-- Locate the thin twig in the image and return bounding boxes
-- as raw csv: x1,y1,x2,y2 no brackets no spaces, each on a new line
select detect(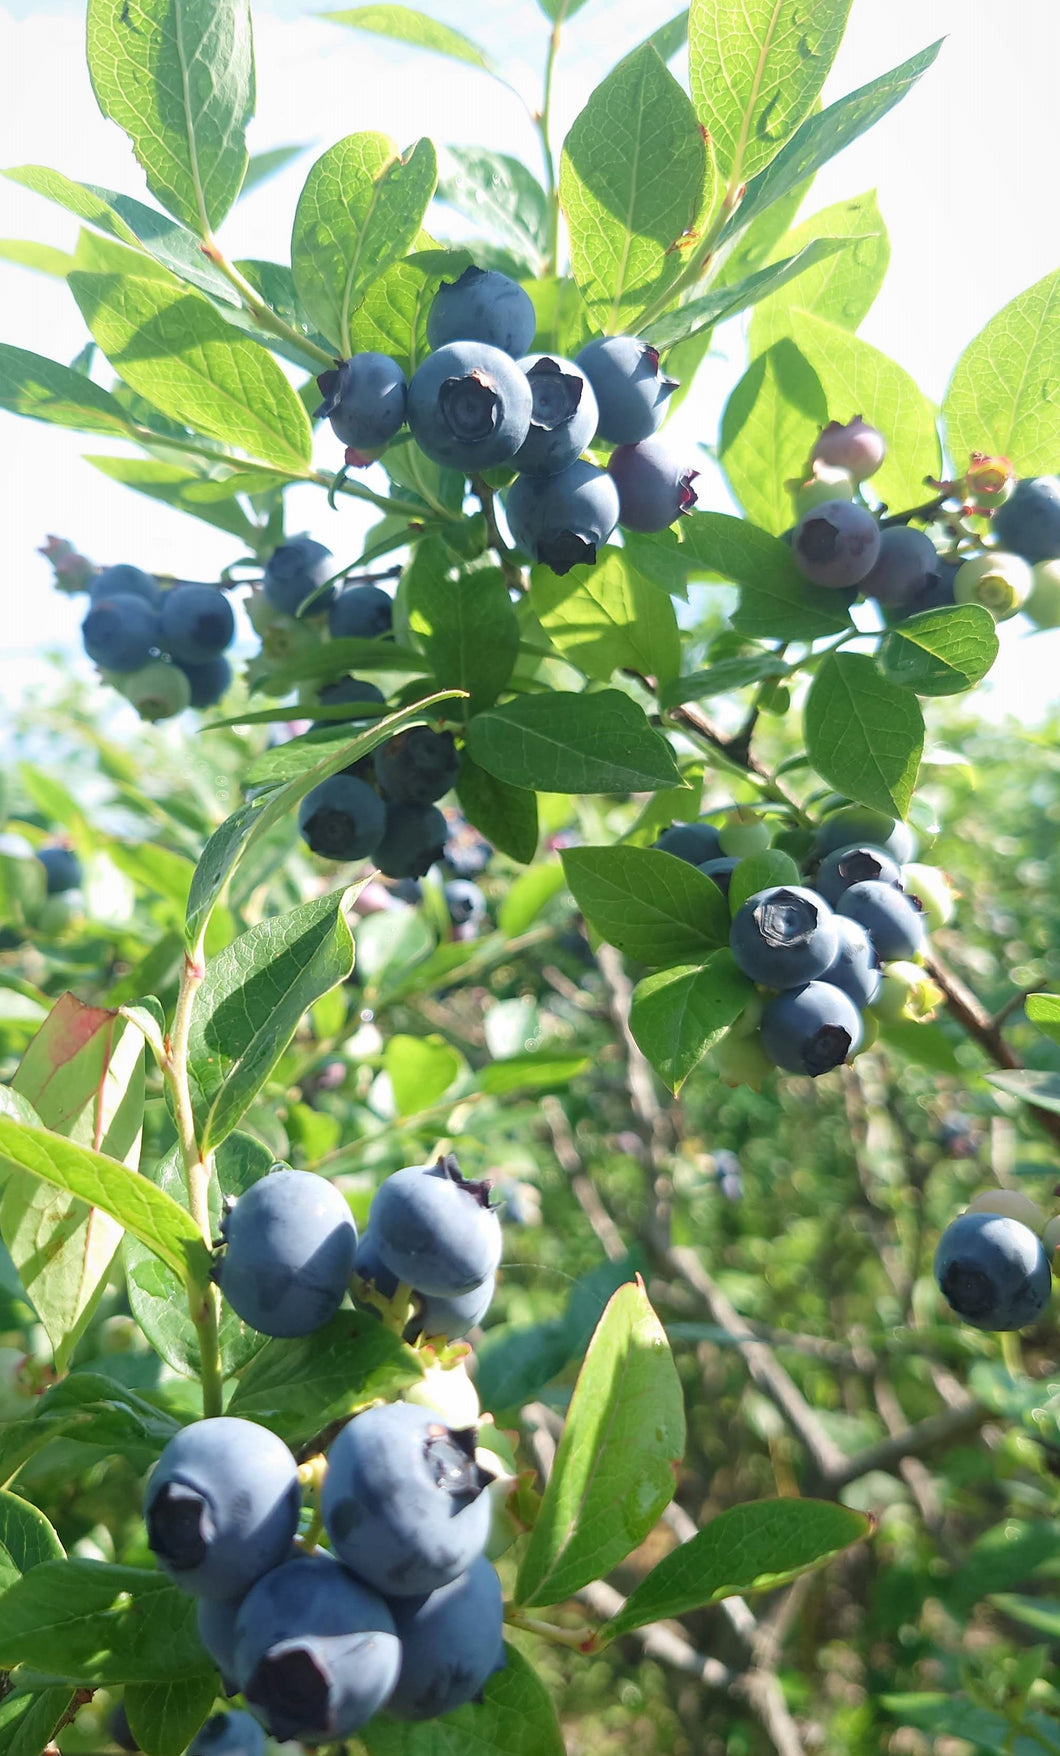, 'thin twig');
542,1095,627,1262
823,1397,988,1493
923,949,1060,1149
596,942,673,1249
